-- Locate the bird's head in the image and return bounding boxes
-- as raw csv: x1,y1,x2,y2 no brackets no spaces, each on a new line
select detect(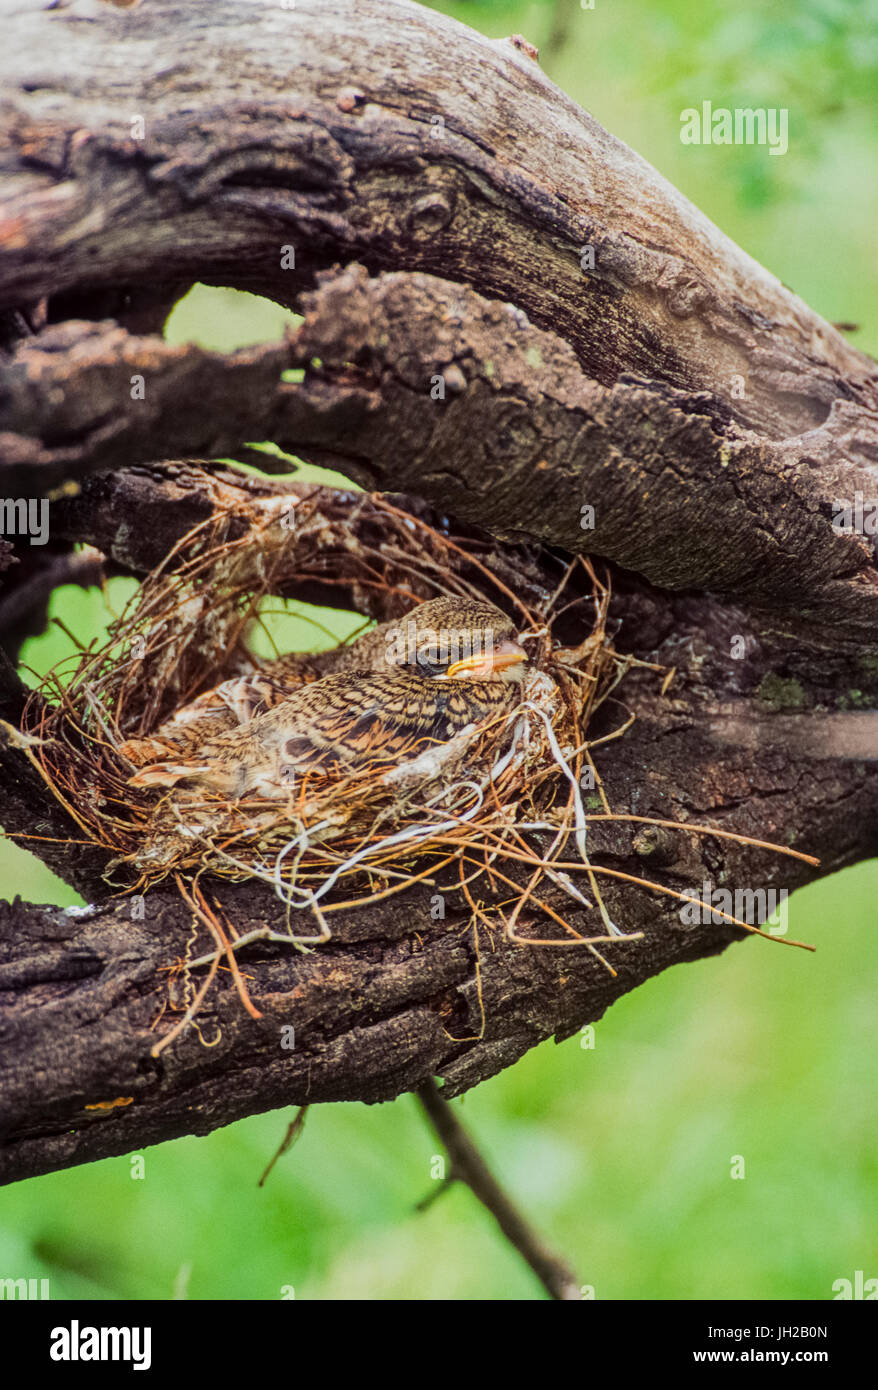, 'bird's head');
383,597,528,685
